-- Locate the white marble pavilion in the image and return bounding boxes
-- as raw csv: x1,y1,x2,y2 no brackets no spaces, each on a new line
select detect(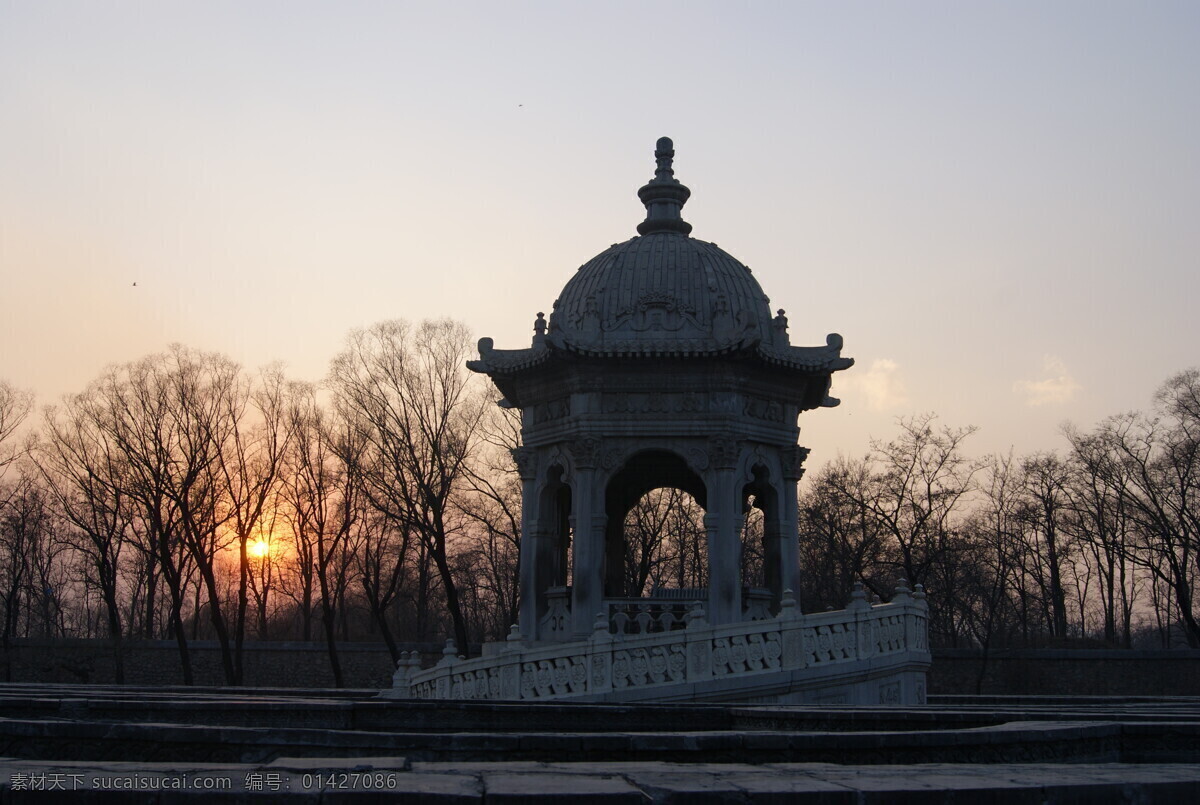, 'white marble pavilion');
392,138,930,704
